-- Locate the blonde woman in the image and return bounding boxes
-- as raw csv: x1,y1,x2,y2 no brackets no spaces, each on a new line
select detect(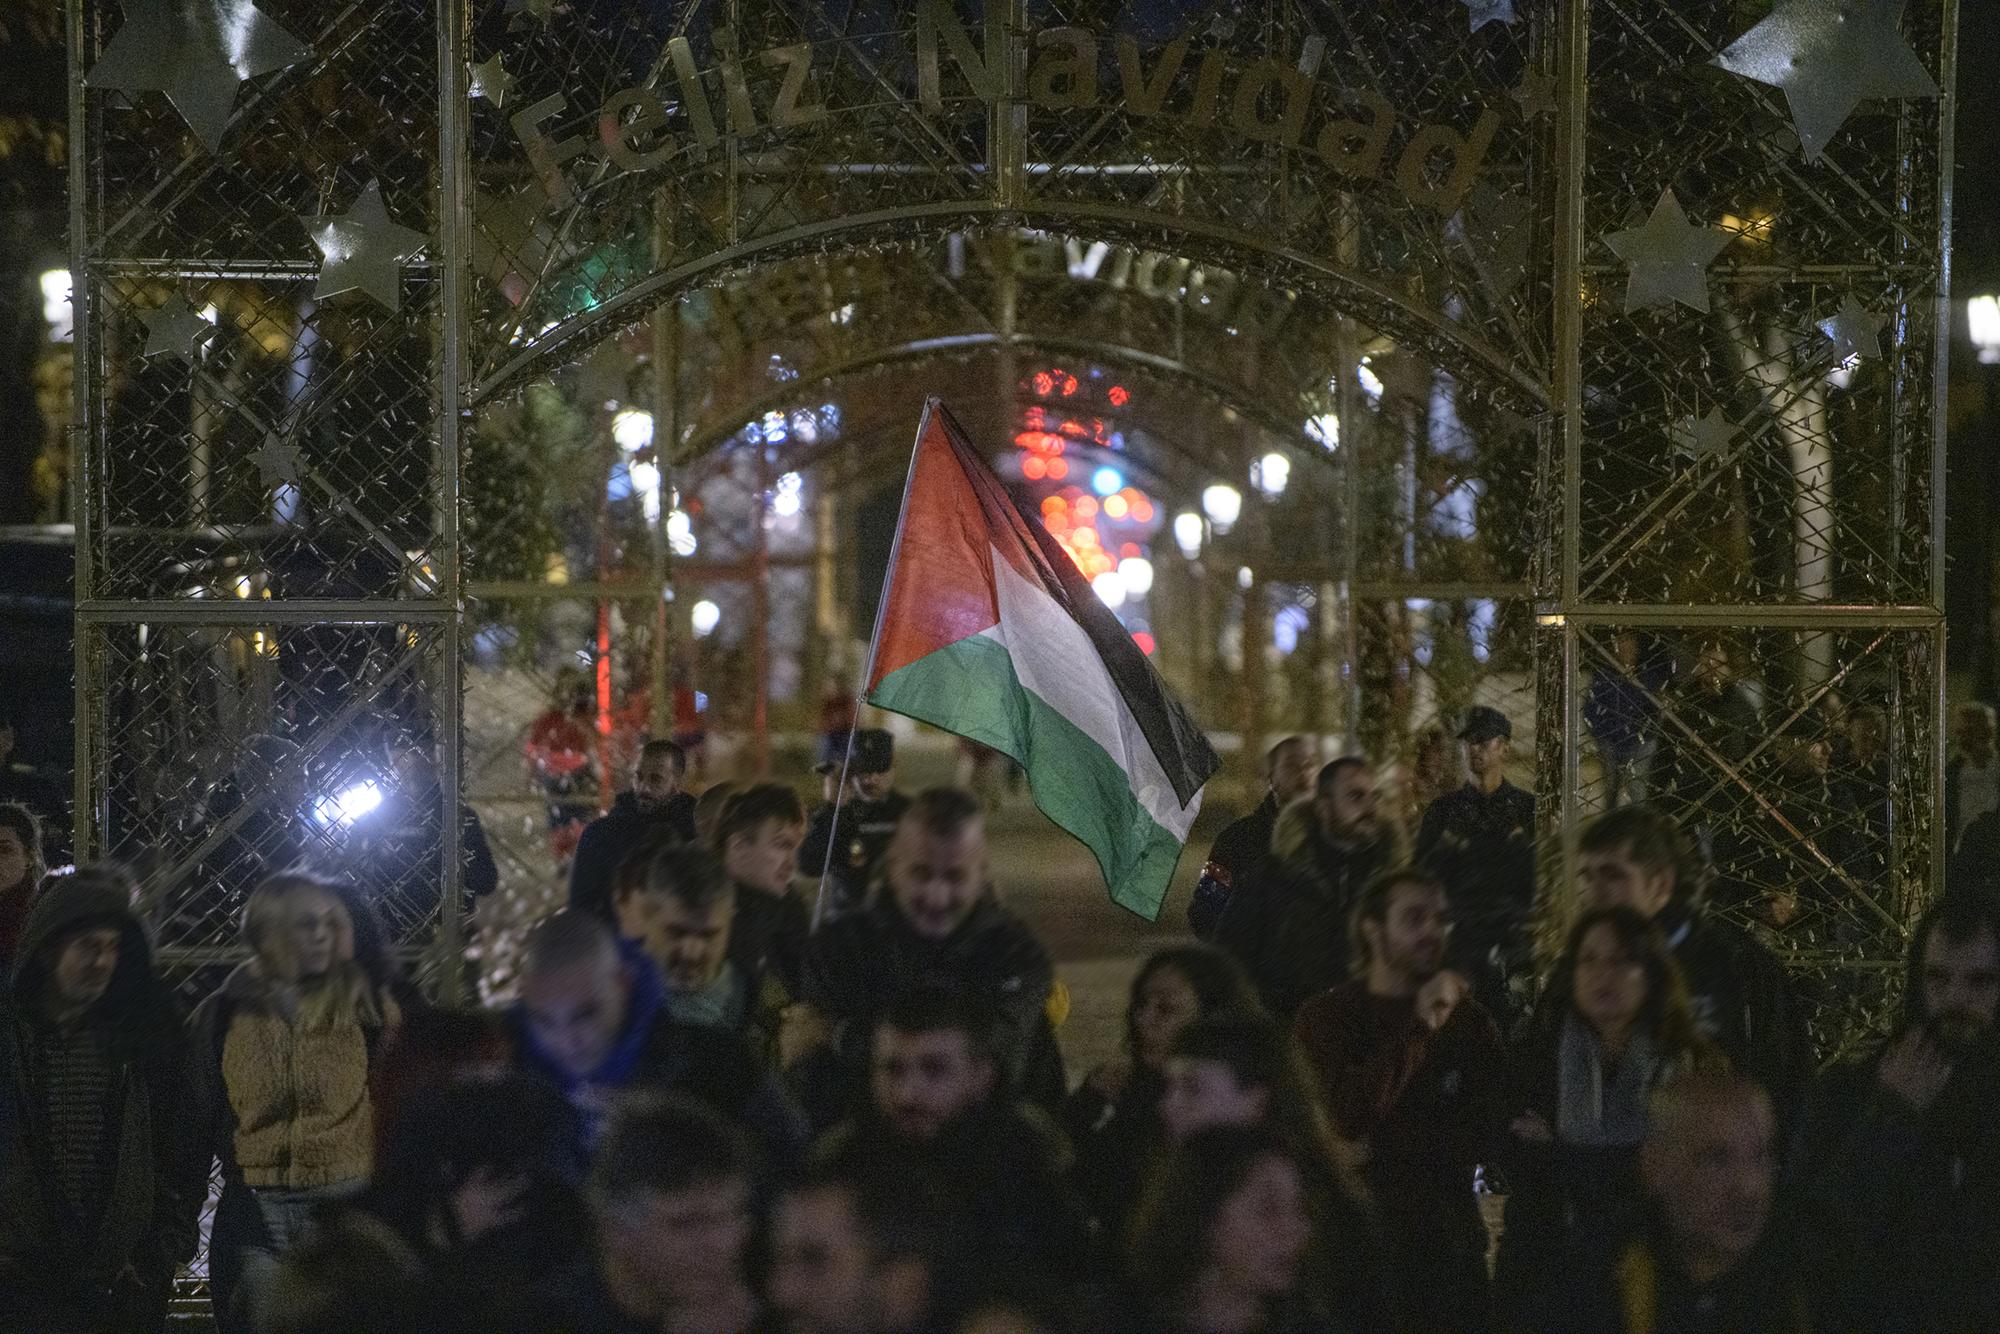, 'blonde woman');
191,872,401,1334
